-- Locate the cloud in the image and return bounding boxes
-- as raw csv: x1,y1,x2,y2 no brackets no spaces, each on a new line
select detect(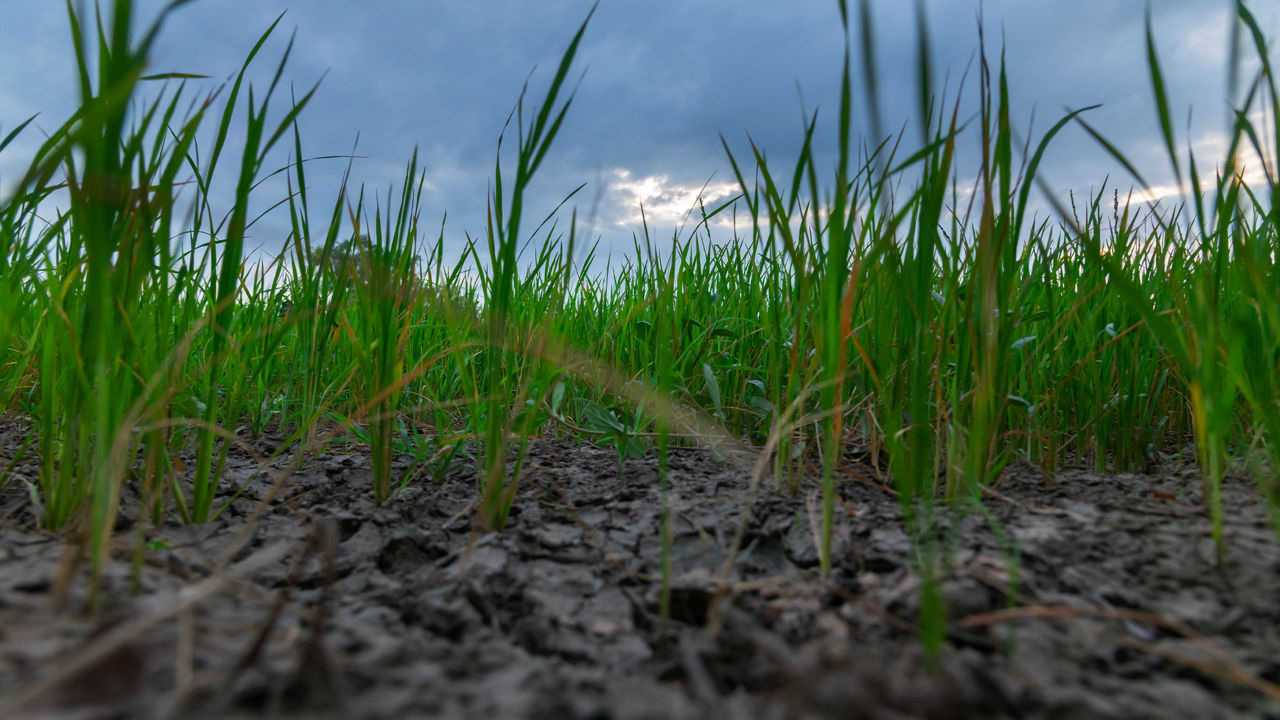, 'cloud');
604,168,739,233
